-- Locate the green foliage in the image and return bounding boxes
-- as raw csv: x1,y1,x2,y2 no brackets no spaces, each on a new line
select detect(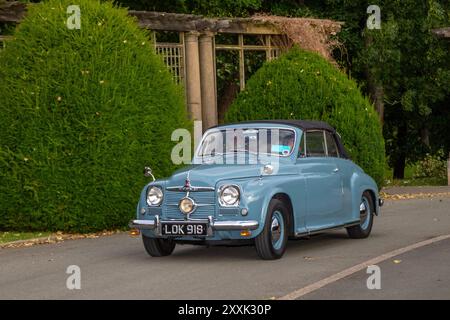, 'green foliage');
413,150,447,180
225,47,385,187
0,0,190,232
116,0,262,16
